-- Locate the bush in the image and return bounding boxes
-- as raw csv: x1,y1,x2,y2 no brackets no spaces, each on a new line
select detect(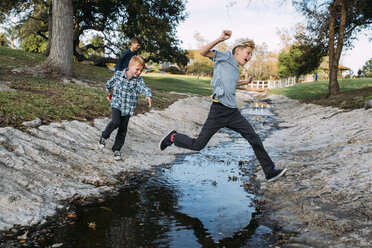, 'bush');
21,33,47,53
